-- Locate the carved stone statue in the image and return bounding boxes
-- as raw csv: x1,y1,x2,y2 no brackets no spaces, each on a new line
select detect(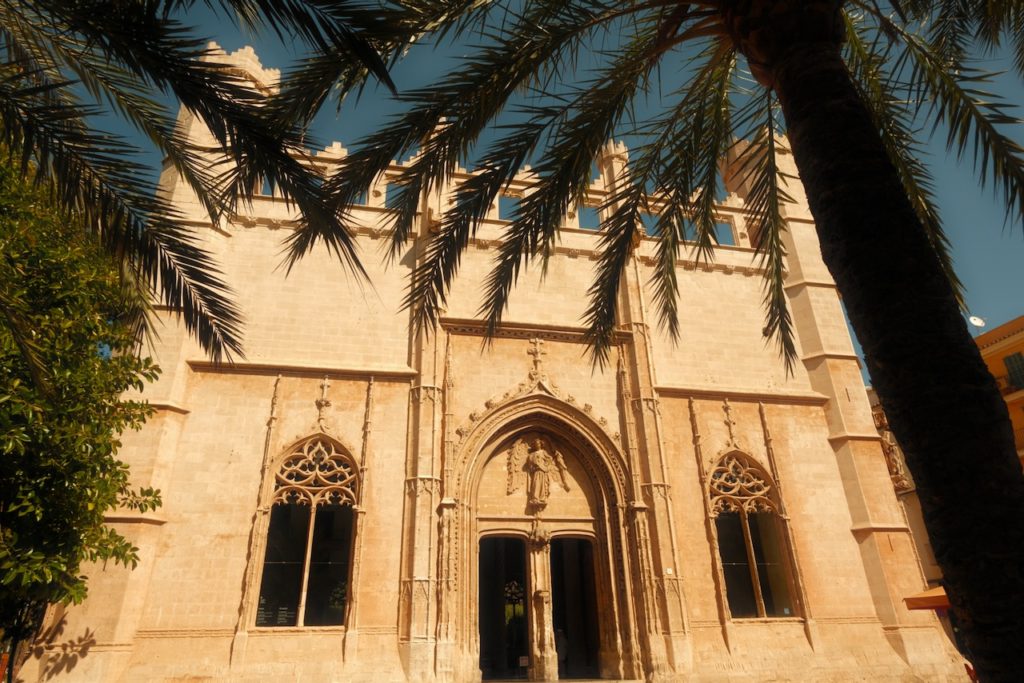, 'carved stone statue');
505,435,571,512
527,438,555,508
